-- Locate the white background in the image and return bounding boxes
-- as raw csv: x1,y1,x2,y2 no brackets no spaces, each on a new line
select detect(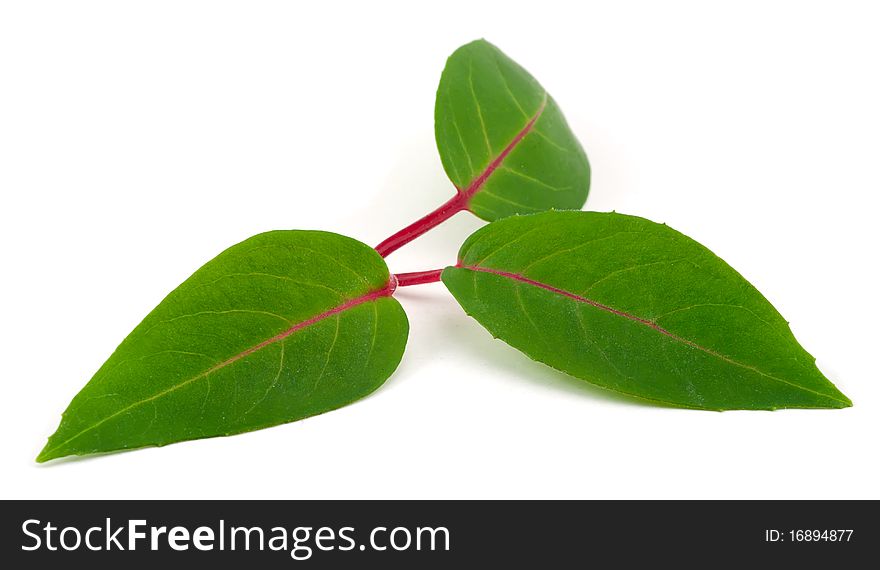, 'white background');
2,1,878,499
